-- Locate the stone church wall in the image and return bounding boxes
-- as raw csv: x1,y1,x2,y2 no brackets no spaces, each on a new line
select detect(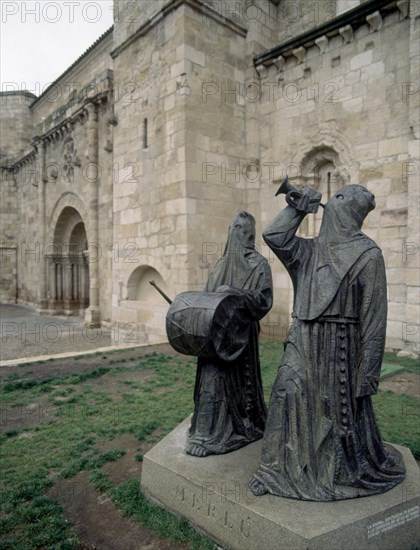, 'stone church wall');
11,156,39,305
0,32,114,320
0,0,418,354
181,2,248,291
256,3,419,353
0,170,18,303
110,0,279,342
111,2,190,341
0,91,35,161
